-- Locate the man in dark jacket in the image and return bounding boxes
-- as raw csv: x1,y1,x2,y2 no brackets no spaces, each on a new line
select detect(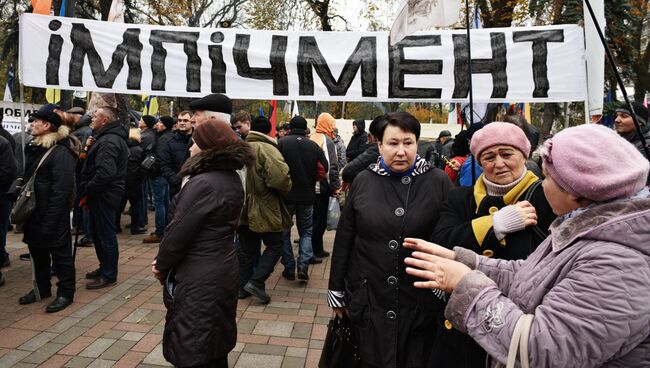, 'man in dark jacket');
239,117,292,302
139,115,158,151
436,130,454,168
80,107,129,289
341,116,385,185
345,119,368,162
143,116,174,243
0,134,16,271
18,108,77,312
614,101,650,184
158,111,192,198
277,116,328,280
